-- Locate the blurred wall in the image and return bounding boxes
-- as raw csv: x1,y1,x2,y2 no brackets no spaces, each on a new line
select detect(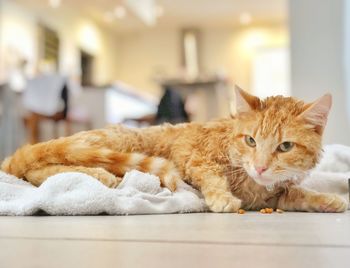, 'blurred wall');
289,0,350,145
0,0,39,82
116,25,288,95
0,0,119,86
117,28,181,97
201,25,288,91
